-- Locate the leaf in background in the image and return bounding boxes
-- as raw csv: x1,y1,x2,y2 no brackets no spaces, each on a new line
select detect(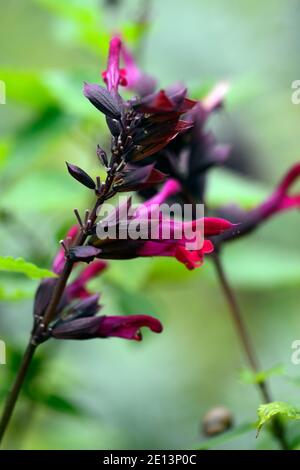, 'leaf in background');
103,258,153,291
0,70,54,109
197,422,255,450
0,286,34,301
0,138,12,171
1,171,84,213
122,21,149,45
112,284,158,318
30,391,83,417
146,257,197,284
207,168,269,209
219,240,300,289
34,0,109,55
41,72,104,118
239,365,284,385
1,108,76,187
0,256,56,280
257,402,300,436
